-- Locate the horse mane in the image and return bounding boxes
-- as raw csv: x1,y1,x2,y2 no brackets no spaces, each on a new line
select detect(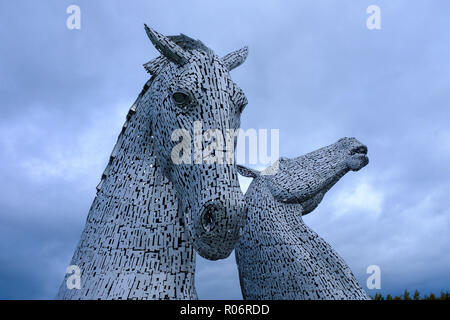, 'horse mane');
95,77,154,191
168,34,211,54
